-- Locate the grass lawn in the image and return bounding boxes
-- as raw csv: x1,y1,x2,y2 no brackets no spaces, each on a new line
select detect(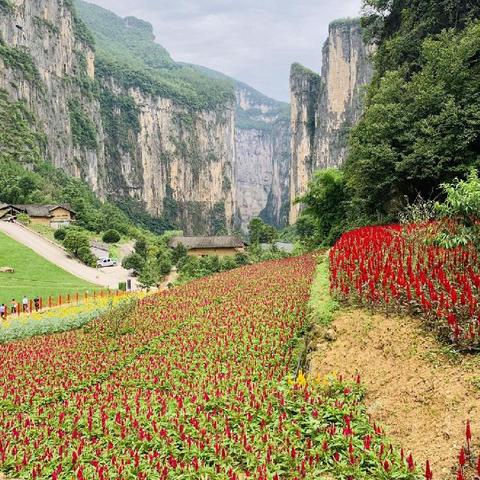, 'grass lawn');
0,231,101,304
